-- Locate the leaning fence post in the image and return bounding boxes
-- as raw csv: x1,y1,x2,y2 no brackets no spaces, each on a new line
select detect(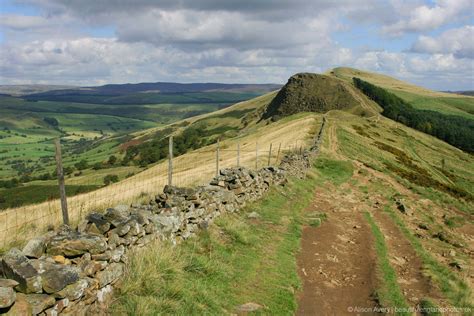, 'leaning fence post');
216,138,220,176
54,138,69,225
255,141,259,170
237,142,240,167
267,143,272,166
168,136,173,186
276,143,281,163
